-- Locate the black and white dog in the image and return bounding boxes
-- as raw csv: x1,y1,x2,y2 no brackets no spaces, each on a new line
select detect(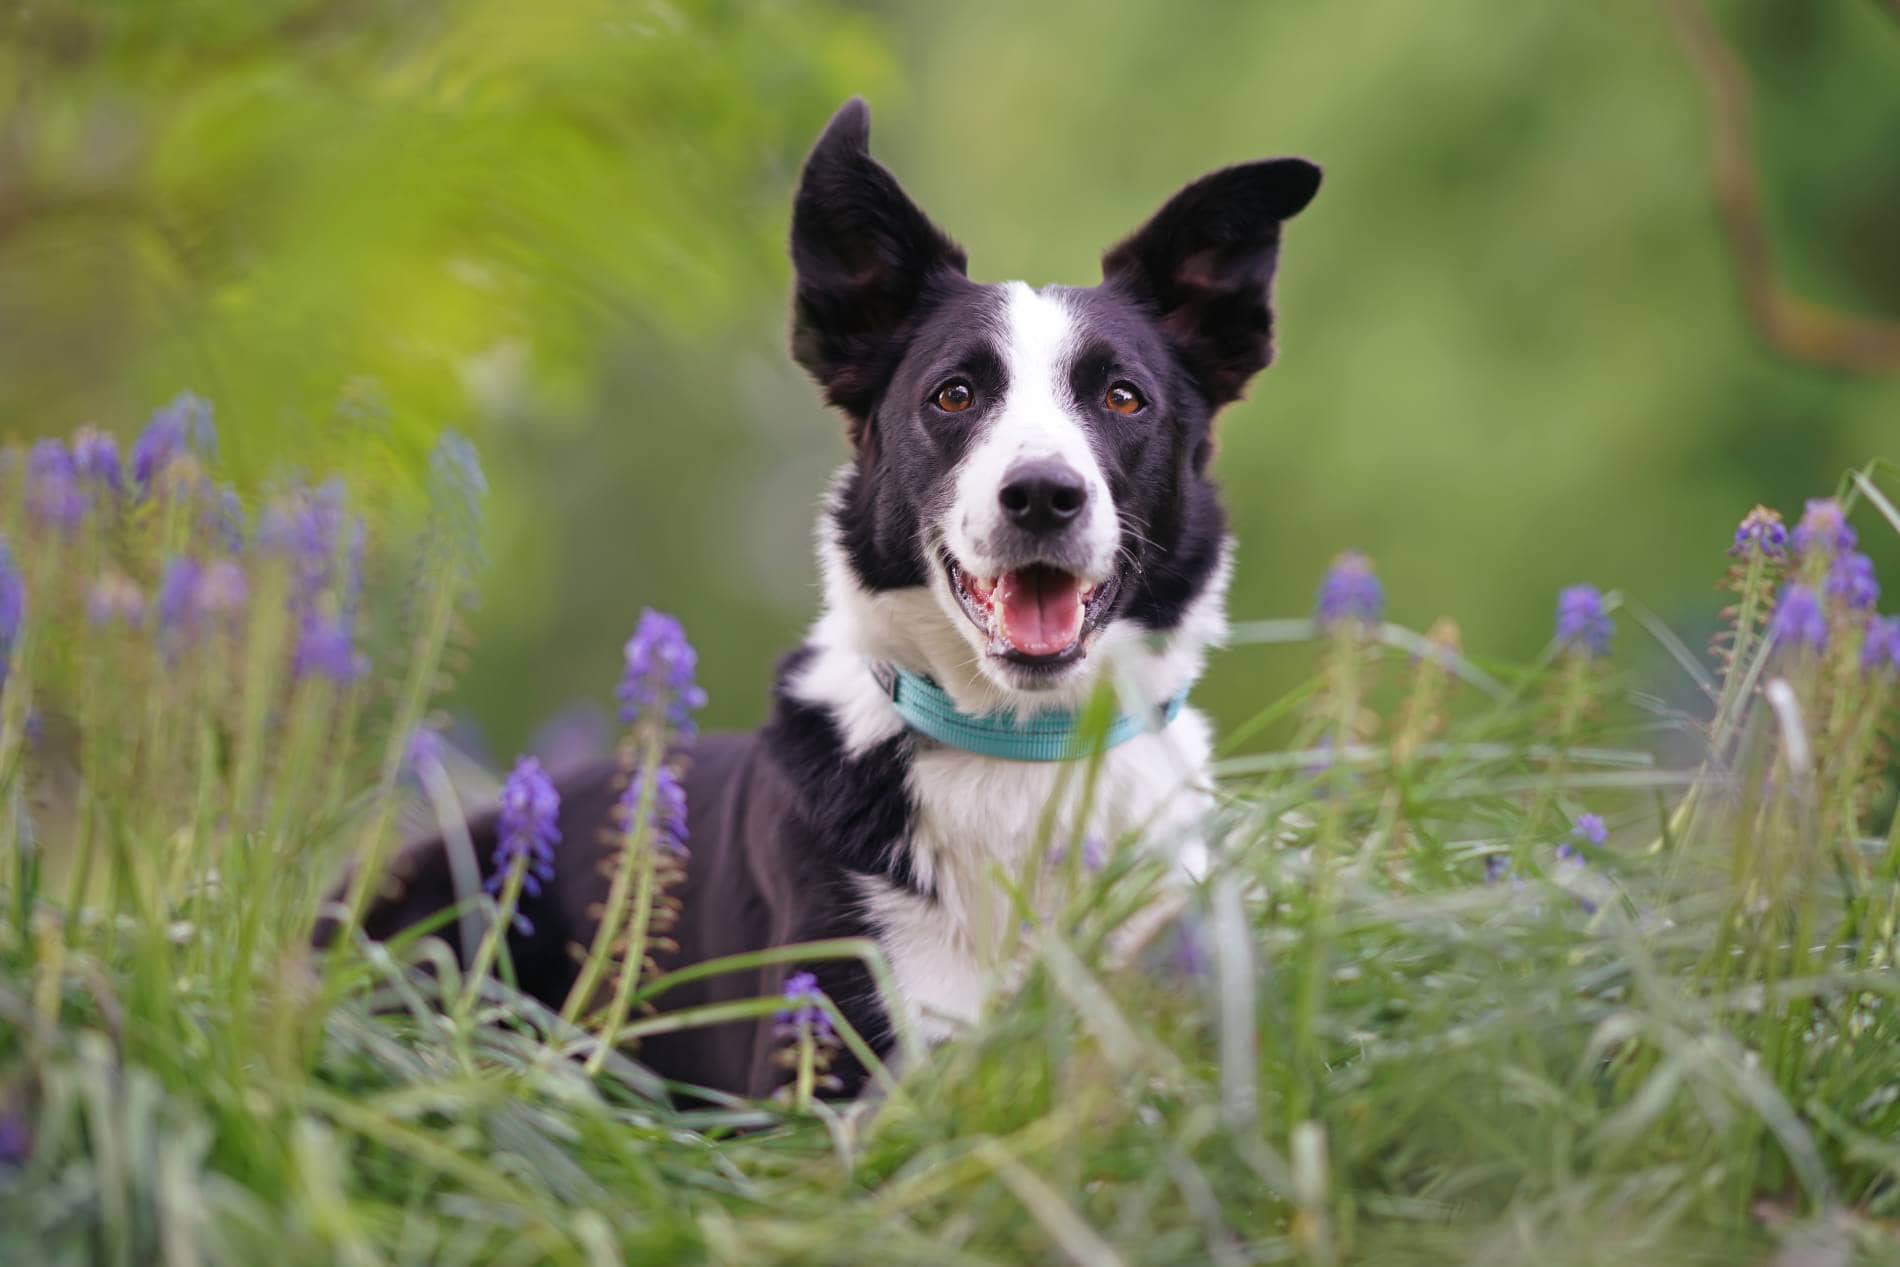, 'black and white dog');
345,100,1319,1099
